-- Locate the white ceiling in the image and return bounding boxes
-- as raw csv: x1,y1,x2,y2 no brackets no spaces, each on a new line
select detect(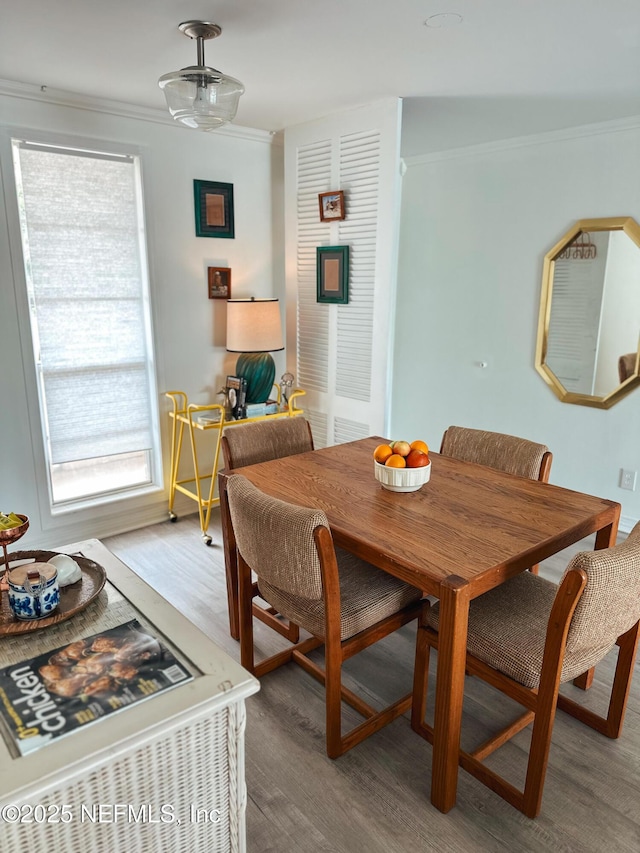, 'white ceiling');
2,1,640,154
